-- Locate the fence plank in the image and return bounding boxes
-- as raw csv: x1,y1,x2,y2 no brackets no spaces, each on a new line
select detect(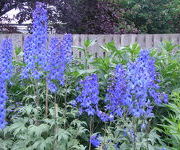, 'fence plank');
112,34,121,49
137,34,146,49
72,34,80,58
121,34,132,47
130,34,137,45
88,34,98,57
153,34,162,49
145,34,153,49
